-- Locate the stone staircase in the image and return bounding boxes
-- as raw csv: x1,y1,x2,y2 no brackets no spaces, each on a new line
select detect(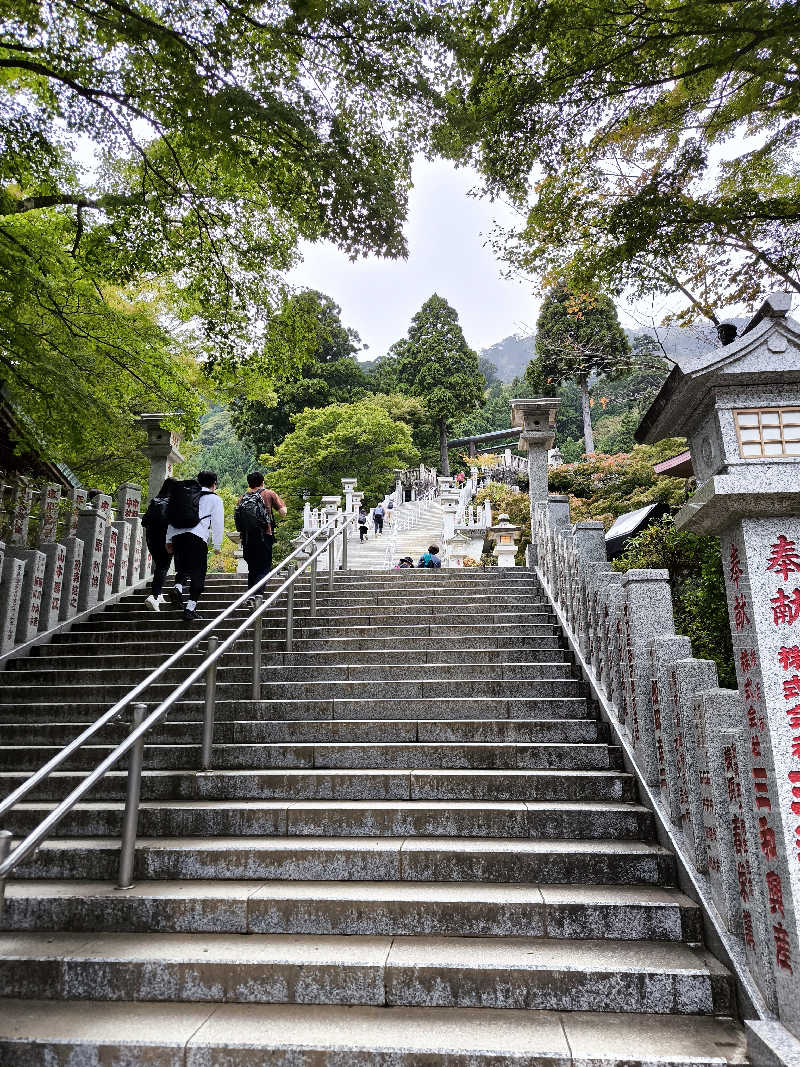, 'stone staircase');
0,569,748,1063
347,498,444,570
